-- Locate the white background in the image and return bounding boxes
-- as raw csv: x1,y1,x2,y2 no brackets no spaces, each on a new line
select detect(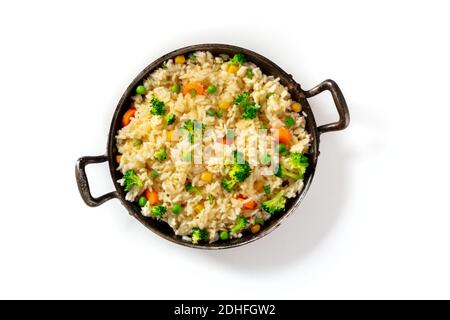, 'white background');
0,0,449,300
